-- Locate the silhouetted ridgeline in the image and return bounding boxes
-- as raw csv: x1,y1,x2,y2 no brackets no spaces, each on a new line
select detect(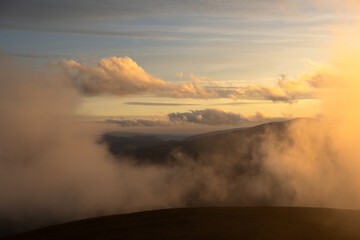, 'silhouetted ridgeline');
4,207,360,240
